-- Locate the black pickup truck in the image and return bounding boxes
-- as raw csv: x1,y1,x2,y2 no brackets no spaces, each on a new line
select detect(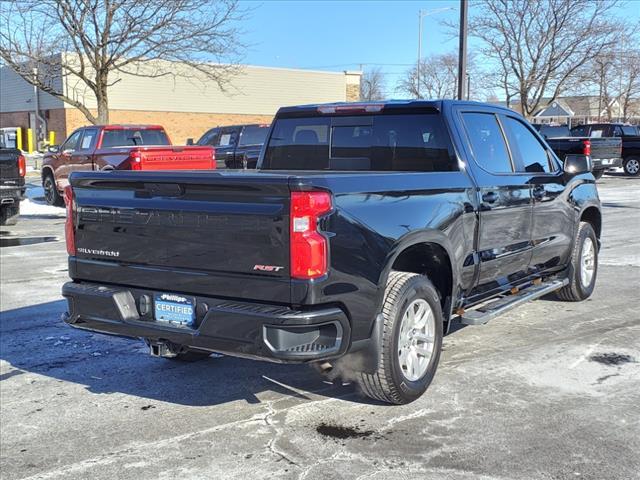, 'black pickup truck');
61,100,601,404
570,123,640,176
192,124,270,169
532,124,622,178
0,148,26,225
